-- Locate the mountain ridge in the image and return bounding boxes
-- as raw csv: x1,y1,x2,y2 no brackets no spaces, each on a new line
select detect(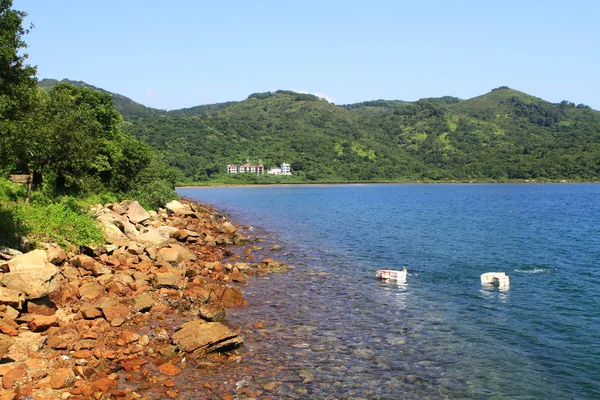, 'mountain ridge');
38,79,600,183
